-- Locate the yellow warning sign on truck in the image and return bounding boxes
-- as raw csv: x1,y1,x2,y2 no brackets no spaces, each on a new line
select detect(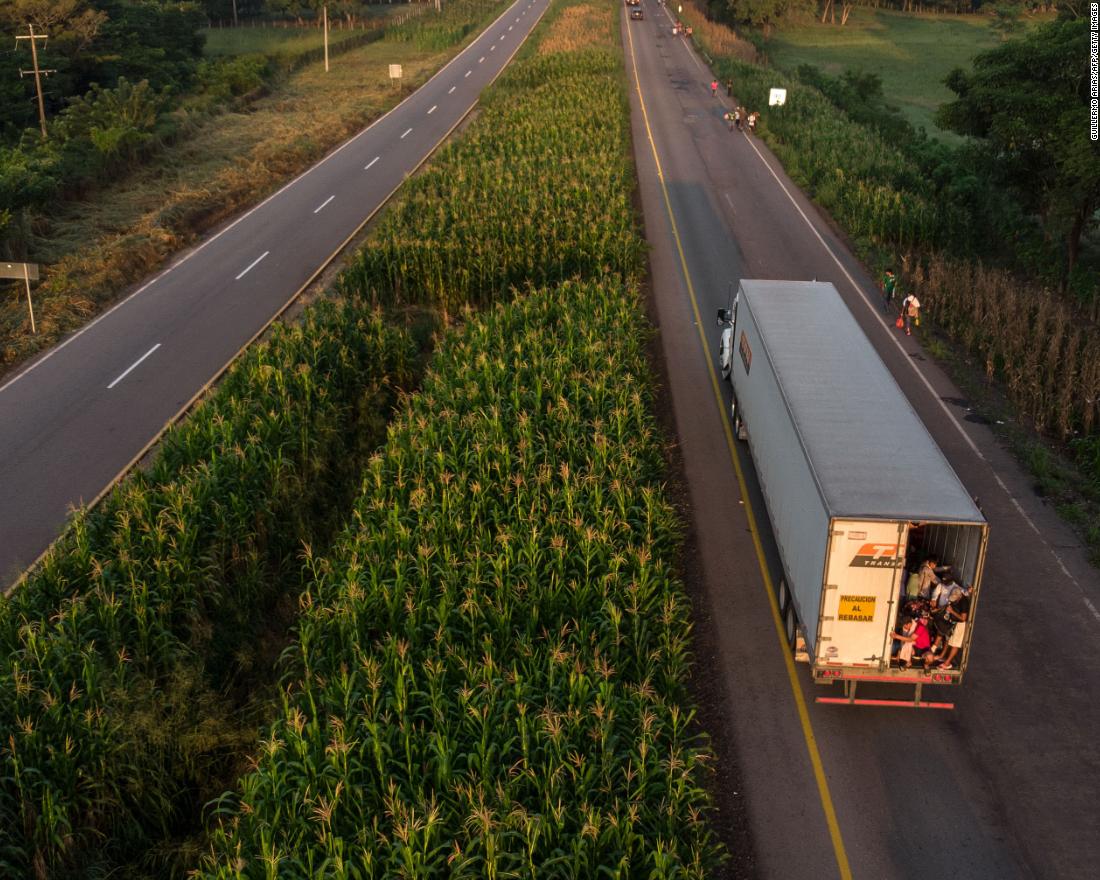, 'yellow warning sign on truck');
838,595,876,622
